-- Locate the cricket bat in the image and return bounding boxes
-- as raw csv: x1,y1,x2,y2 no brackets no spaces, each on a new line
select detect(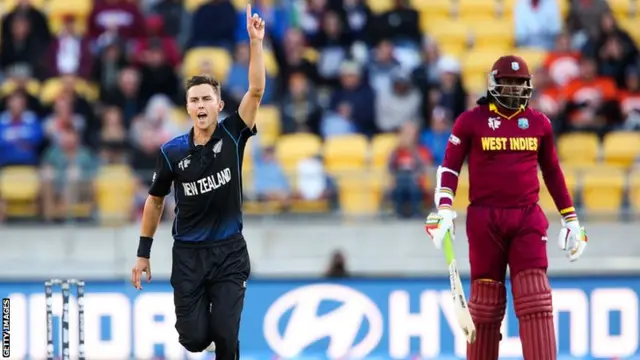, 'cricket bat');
442,230,477,344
